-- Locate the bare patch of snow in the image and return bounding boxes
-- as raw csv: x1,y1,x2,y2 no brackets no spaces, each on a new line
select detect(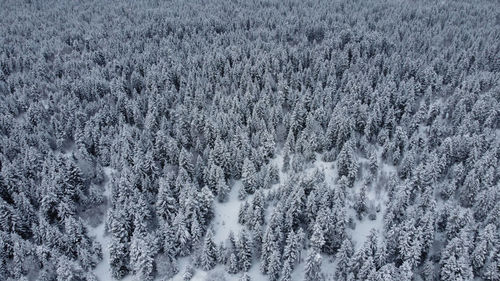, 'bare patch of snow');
212,180,245,244
87,167,117,281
